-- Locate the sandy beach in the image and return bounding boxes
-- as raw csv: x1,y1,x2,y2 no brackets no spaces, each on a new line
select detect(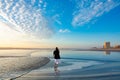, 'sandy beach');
0,0,120,79
0,50,120,80
0,56,50,80
15,58,120,80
